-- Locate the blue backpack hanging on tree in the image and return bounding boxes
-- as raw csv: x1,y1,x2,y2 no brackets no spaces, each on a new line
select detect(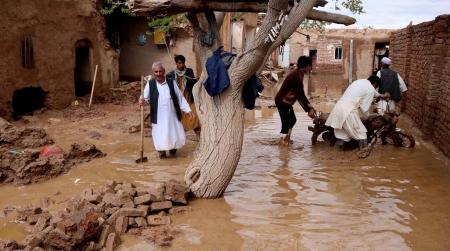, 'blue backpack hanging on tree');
204,47,236,96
